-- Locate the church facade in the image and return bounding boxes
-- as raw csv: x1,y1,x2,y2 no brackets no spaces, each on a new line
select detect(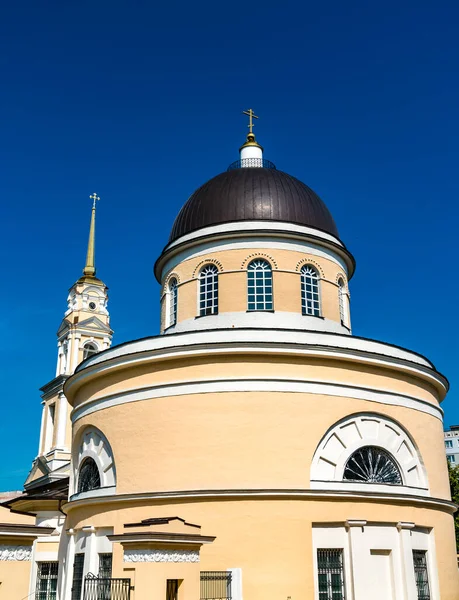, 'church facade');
1,119,458,600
